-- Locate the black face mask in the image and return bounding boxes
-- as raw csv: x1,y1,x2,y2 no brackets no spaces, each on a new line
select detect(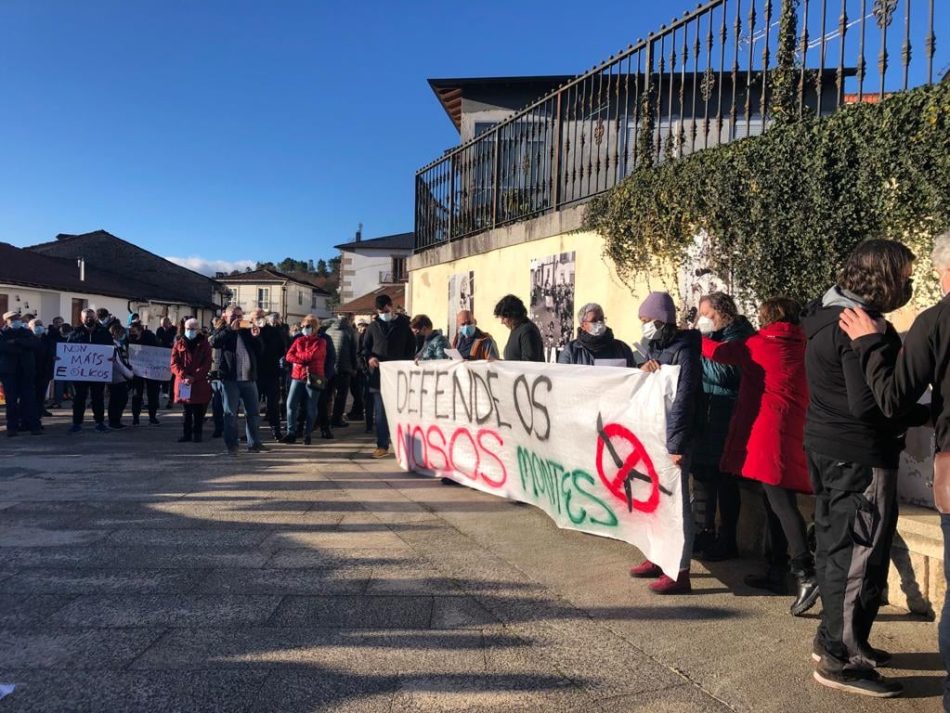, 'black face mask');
84,319,96,328
891,278,914,312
